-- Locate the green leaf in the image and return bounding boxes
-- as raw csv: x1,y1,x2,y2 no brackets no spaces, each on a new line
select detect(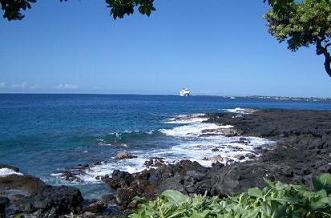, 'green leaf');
313,173,331,193
161,190,189,206
247,187,263,198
